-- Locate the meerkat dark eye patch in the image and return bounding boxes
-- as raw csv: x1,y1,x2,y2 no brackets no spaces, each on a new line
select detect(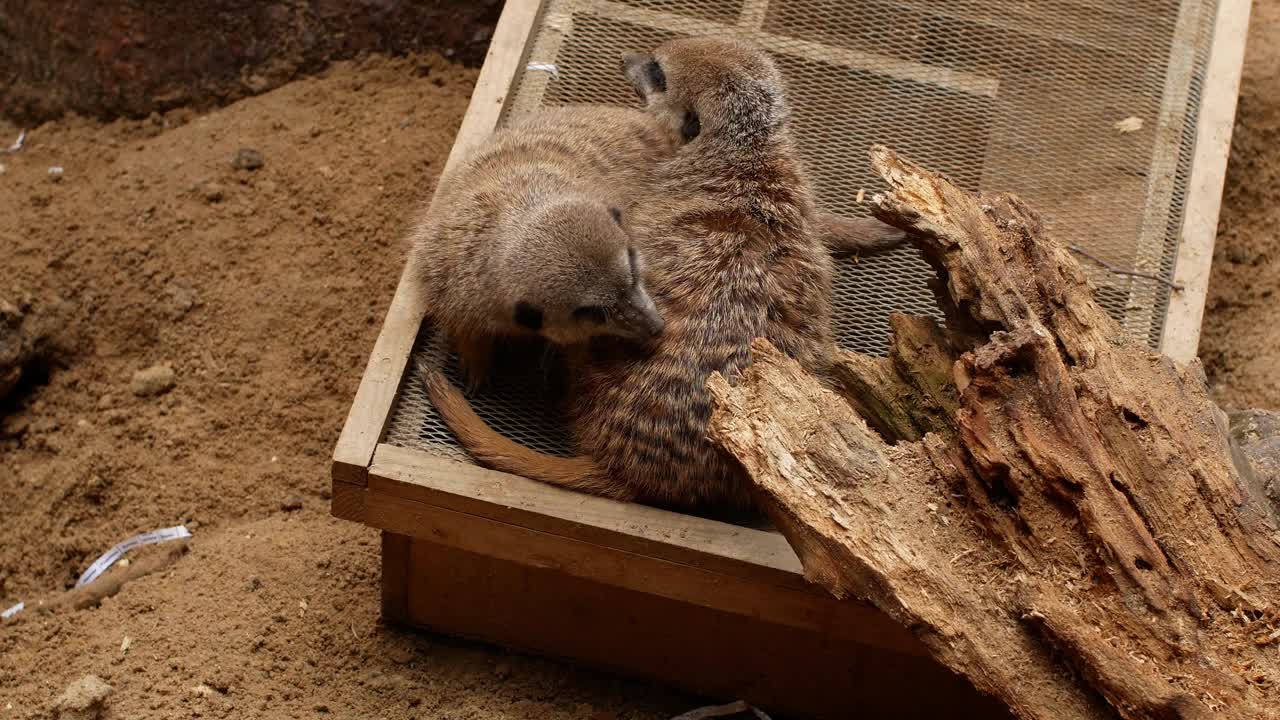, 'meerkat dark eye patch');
681,111,701,143
573,305,609,324
645,60,666,92
610,207,623,225
627,246,639,285
514,301,544,331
